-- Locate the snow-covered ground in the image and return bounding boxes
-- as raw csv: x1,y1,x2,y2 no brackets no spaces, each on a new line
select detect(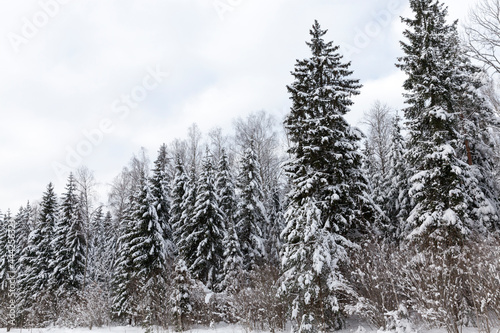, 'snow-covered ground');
0,324,243,333
1,322,499,333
